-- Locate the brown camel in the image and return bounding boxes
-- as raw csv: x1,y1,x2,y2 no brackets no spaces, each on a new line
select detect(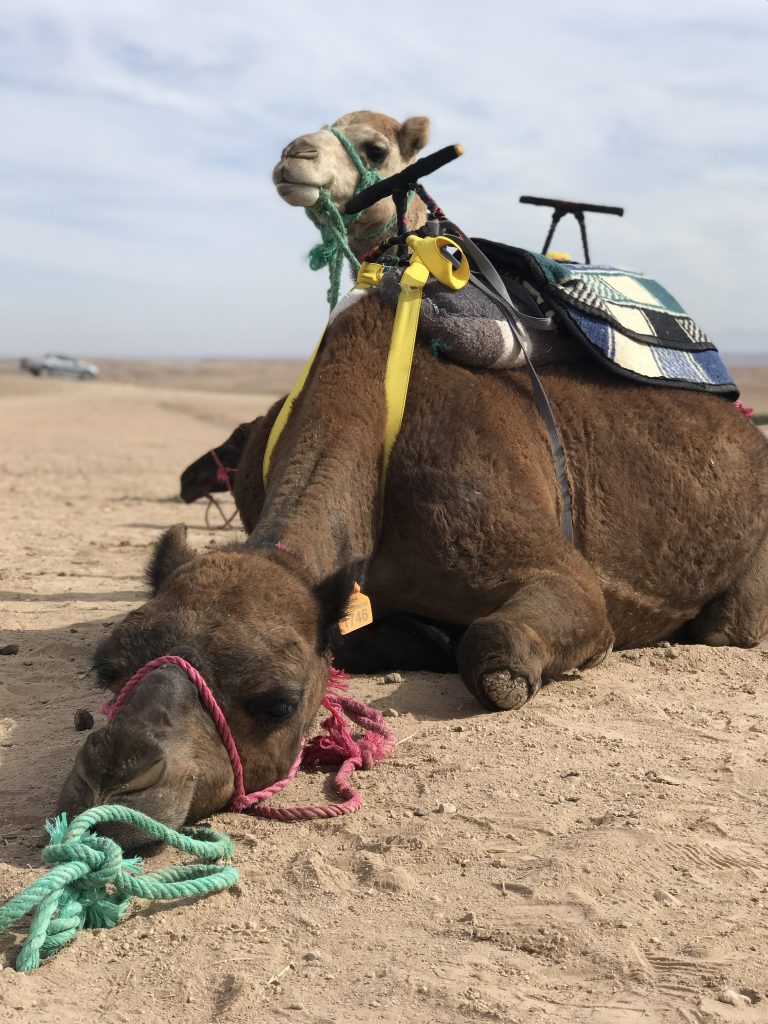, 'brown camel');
59,290,768,841
273,111,431,259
